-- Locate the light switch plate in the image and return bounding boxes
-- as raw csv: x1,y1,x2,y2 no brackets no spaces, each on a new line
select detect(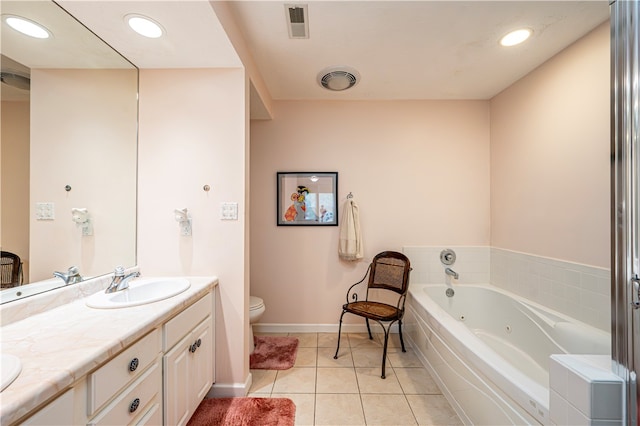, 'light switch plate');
36,202,55,220
220,202,238,220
